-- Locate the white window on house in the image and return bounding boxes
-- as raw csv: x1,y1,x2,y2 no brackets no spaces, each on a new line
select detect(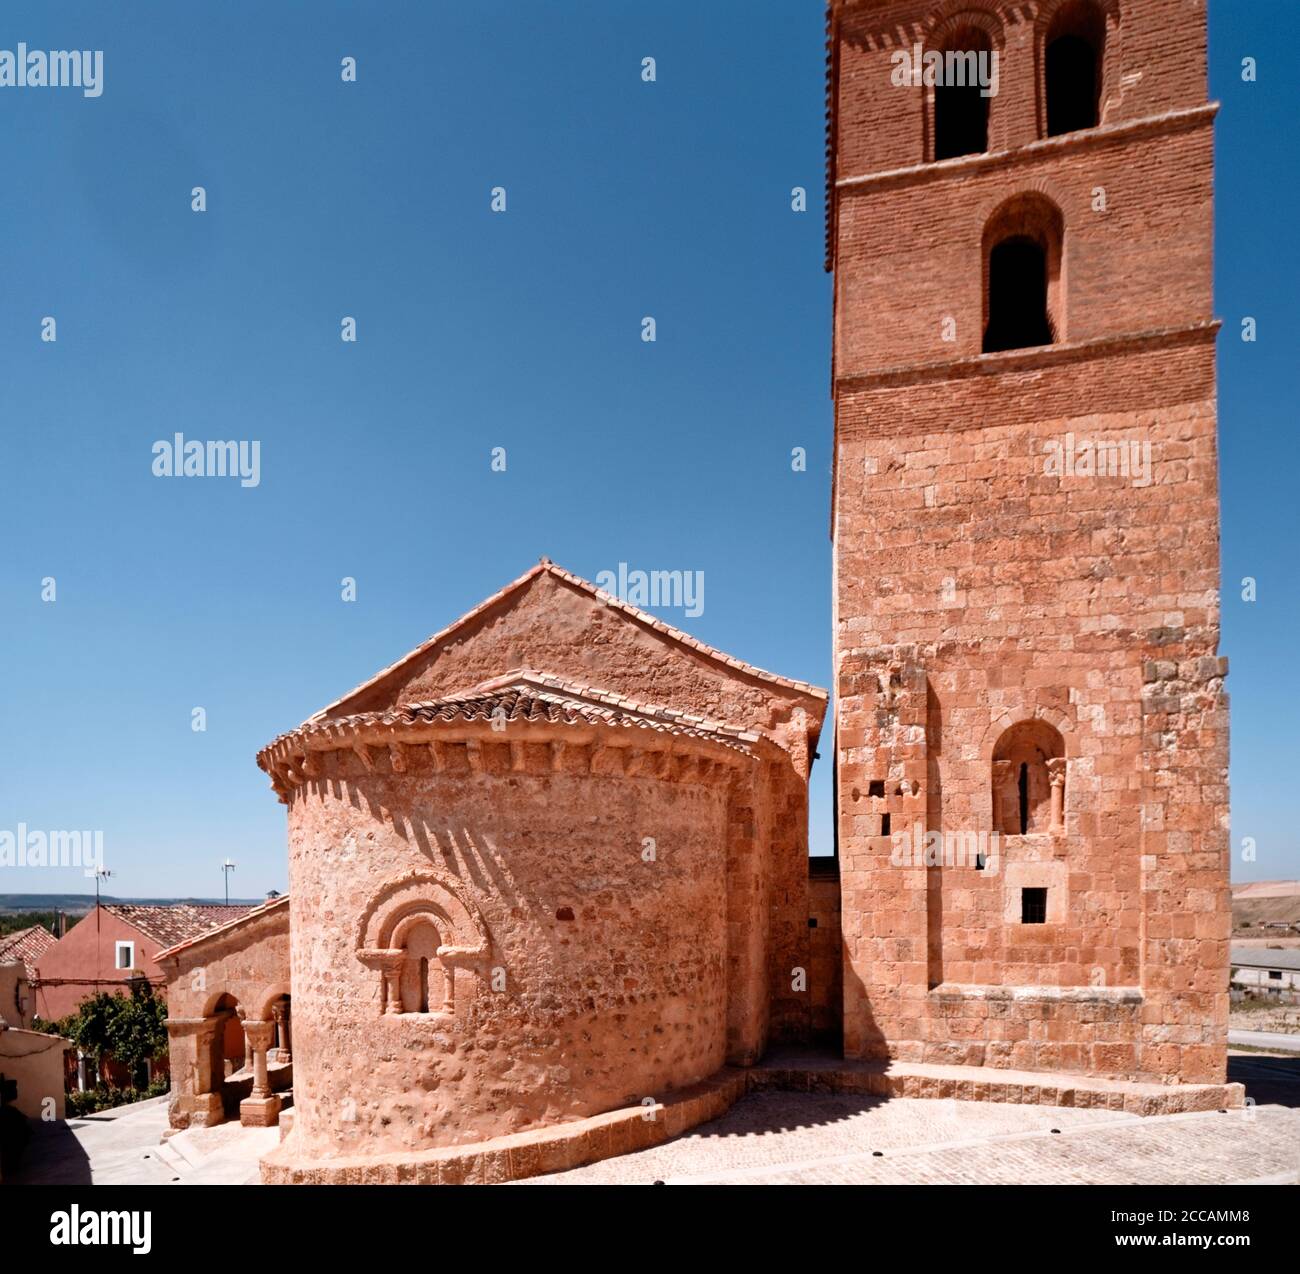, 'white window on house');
115,940,135,970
